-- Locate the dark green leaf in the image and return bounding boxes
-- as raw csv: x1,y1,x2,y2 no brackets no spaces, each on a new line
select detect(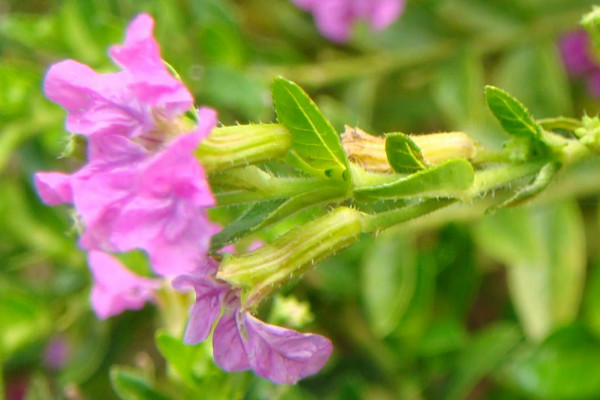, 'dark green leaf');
272,77,350,181
355,159,474,201
446,323,522,400
211,184,347,251
385,132,427,173
110,366,172,400
497,325,600,399
211,198,287,251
